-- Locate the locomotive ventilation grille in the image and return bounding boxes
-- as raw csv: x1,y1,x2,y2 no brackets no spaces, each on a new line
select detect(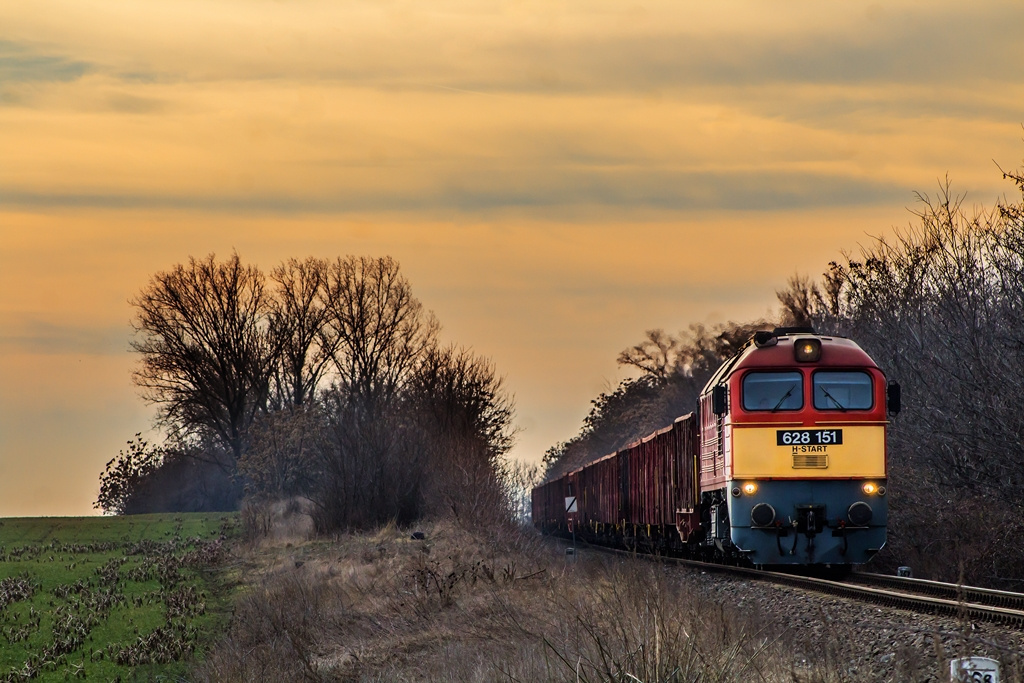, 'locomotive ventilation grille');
792,453,828,468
